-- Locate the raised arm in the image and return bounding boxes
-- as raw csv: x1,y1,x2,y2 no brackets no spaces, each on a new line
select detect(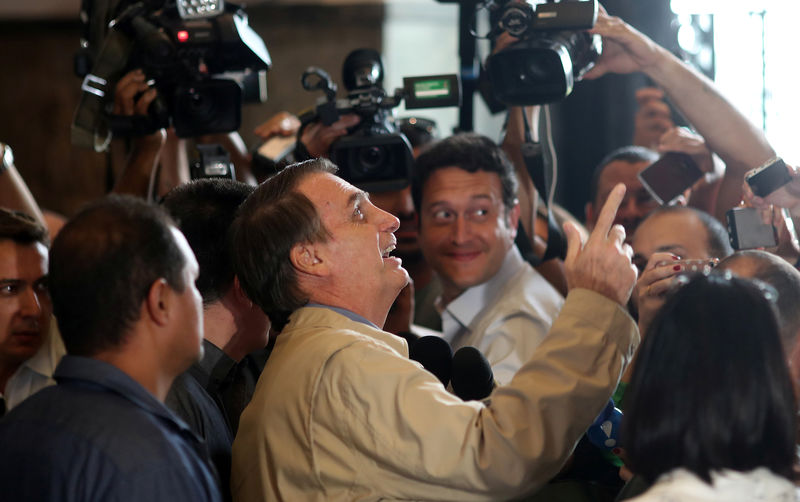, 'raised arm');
585,10,774,208
0,142,46,228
